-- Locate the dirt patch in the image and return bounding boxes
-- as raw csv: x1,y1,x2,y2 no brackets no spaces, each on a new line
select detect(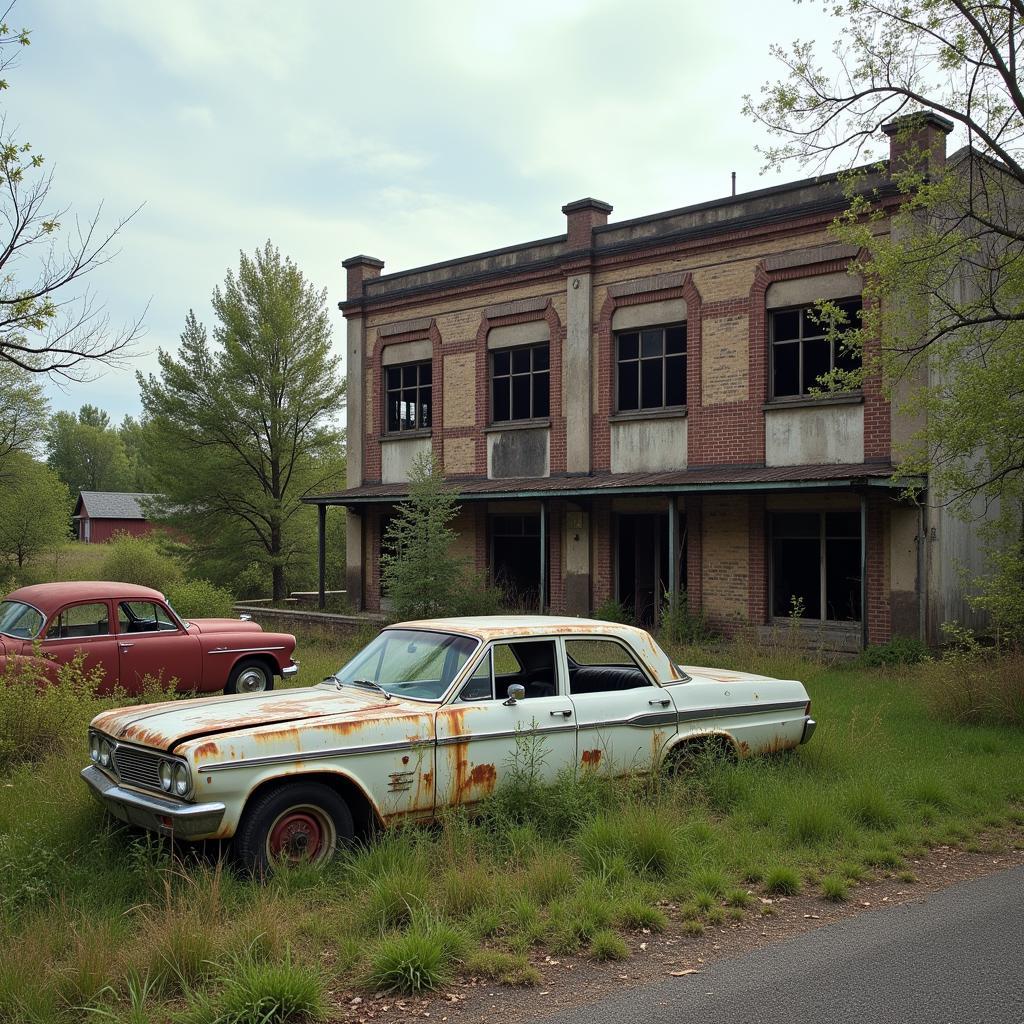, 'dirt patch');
325,826,1024,1024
